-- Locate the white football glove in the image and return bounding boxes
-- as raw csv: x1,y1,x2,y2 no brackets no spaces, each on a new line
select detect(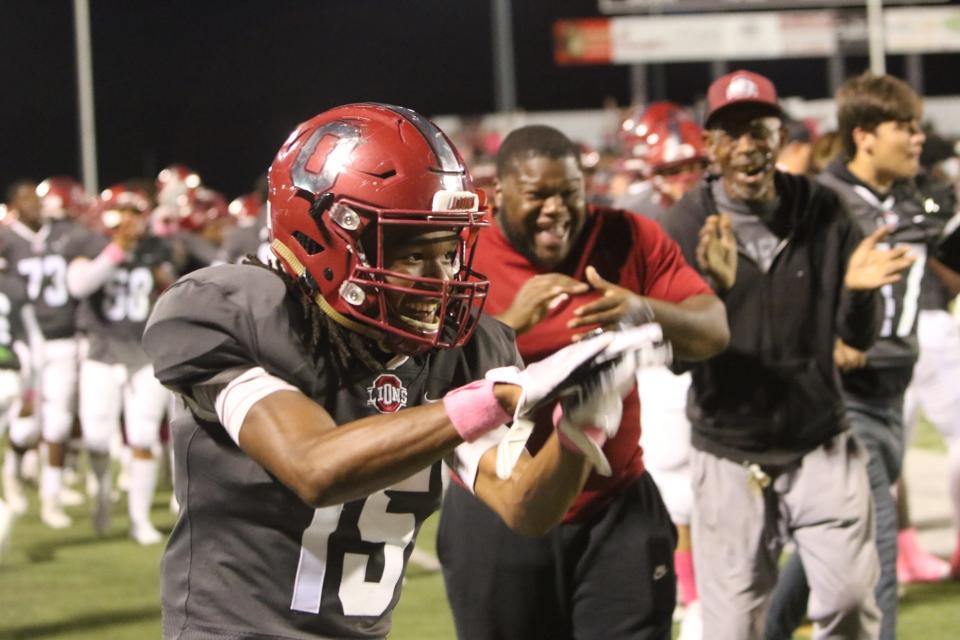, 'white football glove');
556,323,670,476
491,324,671,478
